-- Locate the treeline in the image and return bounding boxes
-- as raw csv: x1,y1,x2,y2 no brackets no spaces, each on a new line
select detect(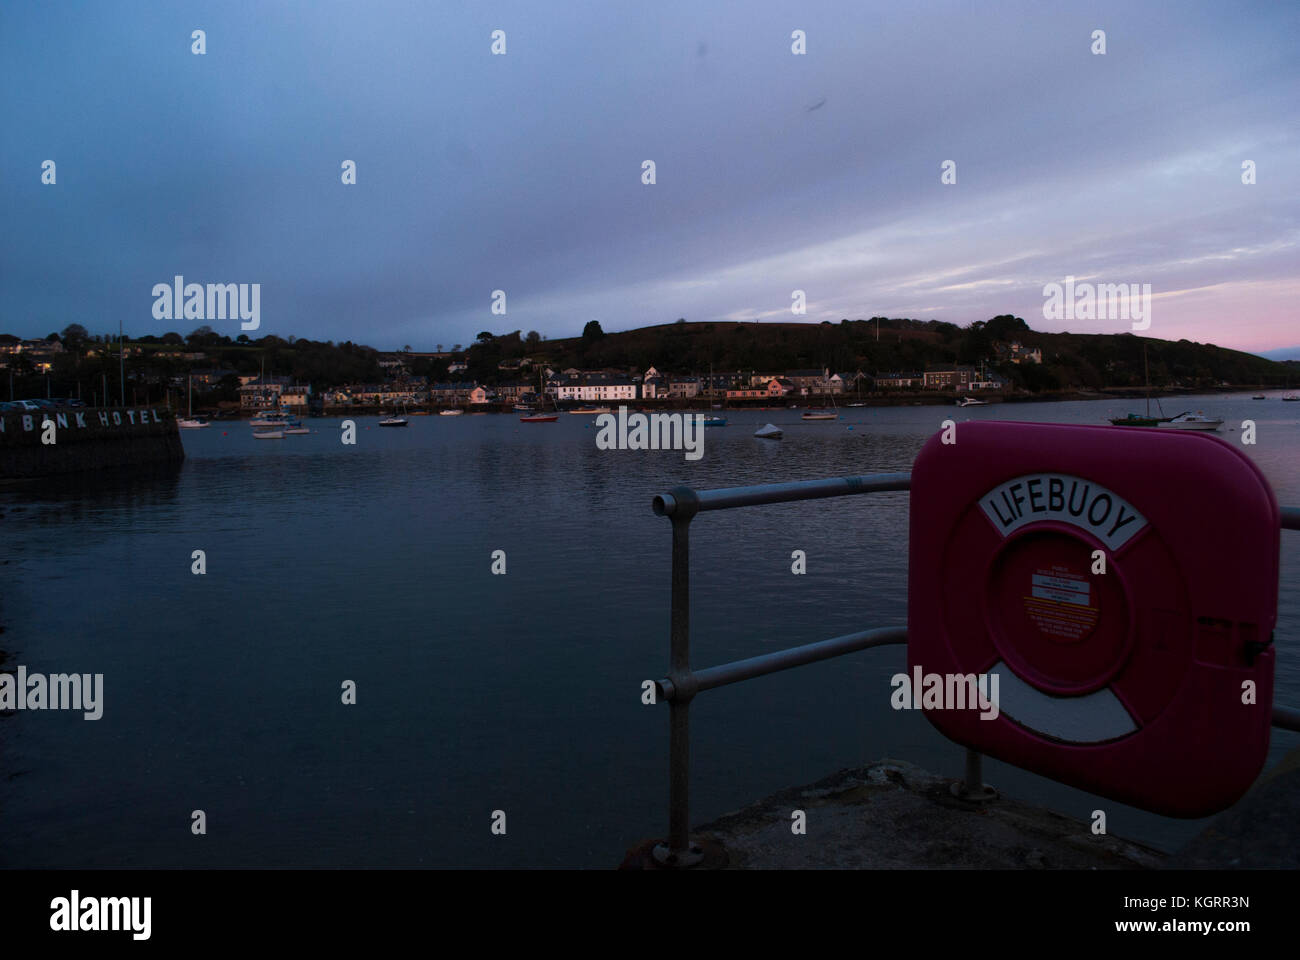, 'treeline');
535,315,1295,390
